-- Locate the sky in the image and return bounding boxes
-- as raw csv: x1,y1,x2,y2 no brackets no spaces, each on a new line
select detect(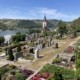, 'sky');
0,0,80,21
